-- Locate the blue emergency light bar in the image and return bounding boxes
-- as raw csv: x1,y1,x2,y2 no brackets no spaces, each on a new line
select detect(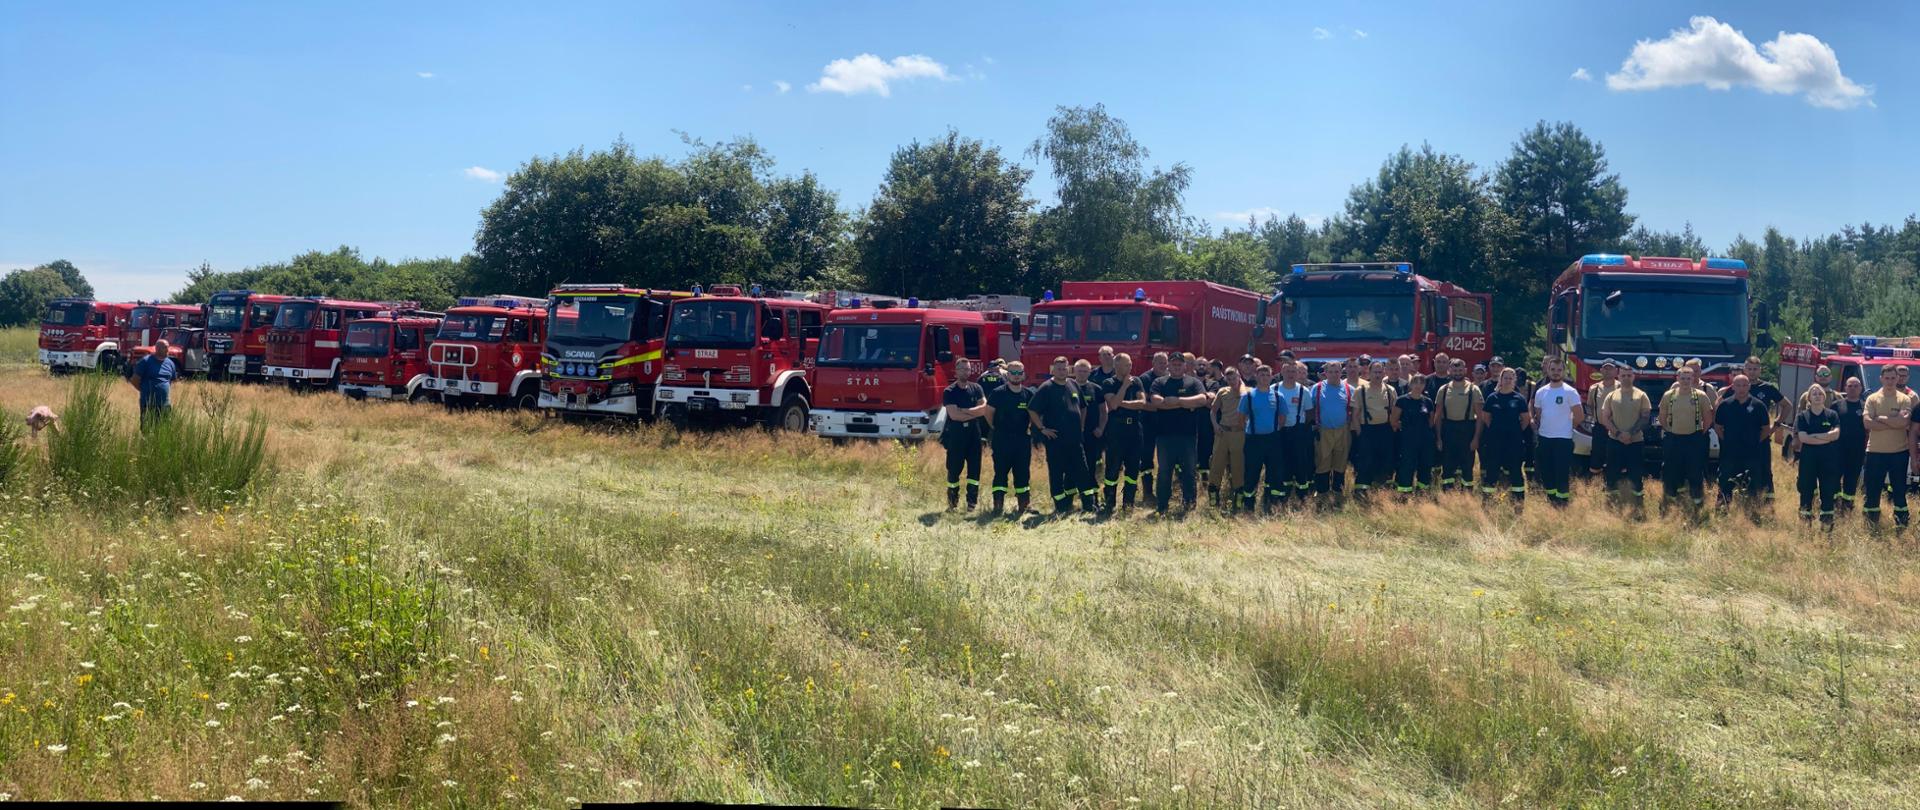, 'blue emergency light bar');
1579,254,1628,265
1042,290,1055,302
1858,346,1920,360
1703,258,1748,270
907,297,920,308
1848,335,1879,348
